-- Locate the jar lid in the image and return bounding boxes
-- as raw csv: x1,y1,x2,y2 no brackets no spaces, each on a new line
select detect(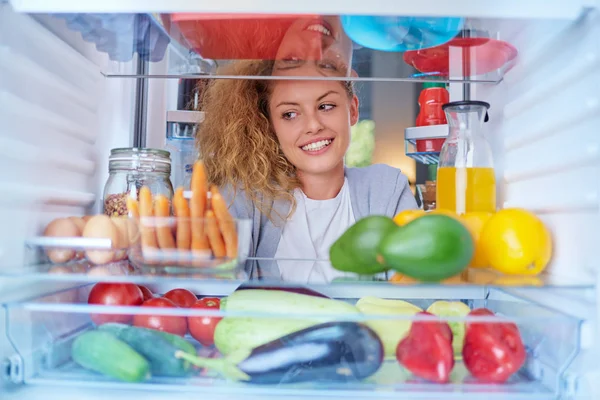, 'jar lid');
108,148,172,173
109,148,171,164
